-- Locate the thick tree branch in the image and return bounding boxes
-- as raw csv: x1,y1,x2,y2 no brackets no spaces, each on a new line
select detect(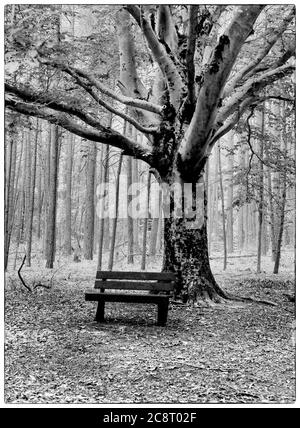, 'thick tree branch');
5,98,154,164
125,5,185,109
6,83,108,131
38,56,163,115
251,40,295,75
68,72,158,135
179,5,264,174
223,7,295,97
186,5,199,104
156,5,178,52
209,97,259,147
216,63,295,124
37,57,158,135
